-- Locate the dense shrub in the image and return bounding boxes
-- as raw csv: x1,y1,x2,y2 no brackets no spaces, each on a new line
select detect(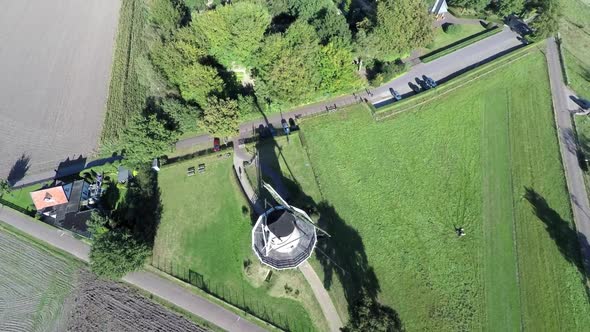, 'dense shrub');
367,60,408,87
444,23,463,34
